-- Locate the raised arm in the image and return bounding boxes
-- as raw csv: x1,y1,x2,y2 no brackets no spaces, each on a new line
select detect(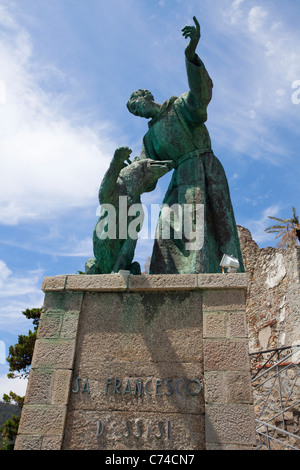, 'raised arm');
182,17,213,122
182,16,201,64
99,147,132,203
